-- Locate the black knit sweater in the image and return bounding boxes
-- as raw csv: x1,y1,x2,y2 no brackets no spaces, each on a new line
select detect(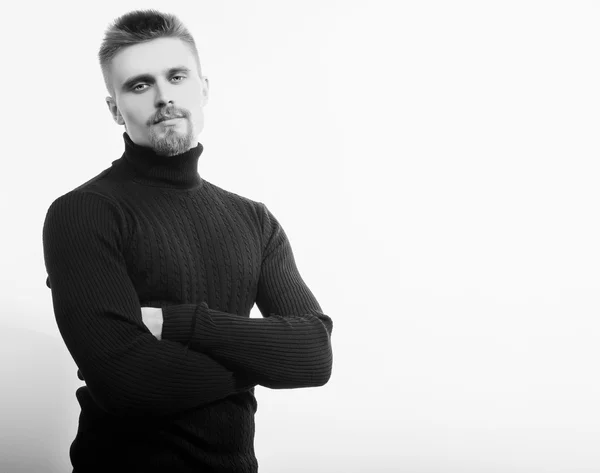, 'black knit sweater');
42,133,333,473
